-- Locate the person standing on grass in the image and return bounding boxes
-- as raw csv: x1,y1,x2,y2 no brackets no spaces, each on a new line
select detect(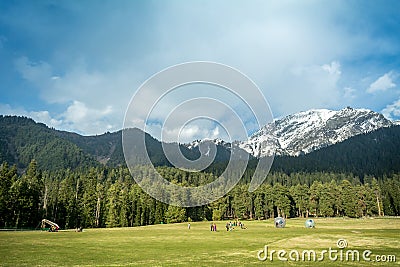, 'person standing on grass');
226,223,229,231
210,222,214,231
213,223,217,231
188,223,191,230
